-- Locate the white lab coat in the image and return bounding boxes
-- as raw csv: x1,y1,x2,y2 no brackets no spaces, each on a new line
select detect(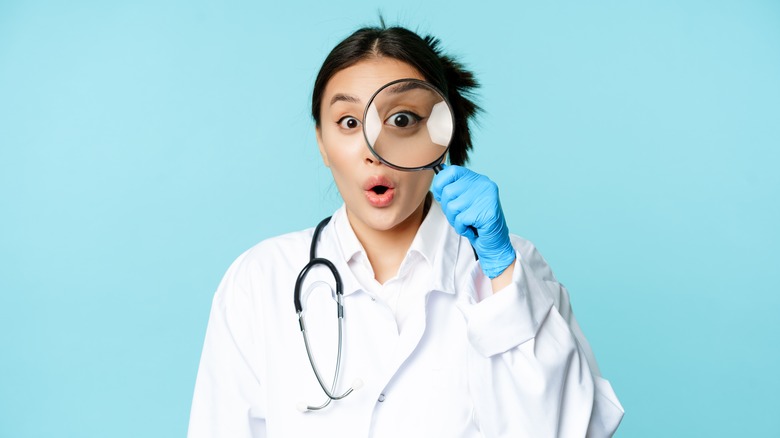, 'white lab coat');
188,202,624,437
